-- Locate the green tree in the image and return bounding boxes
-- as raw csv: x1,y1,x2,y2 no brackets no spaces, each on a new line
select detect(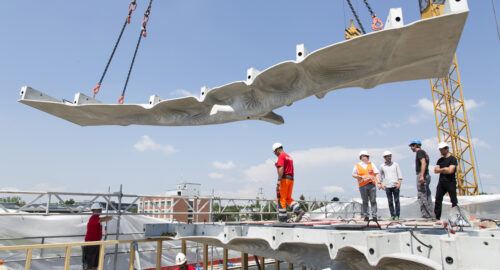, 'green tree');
0,196,26,207
64,198,75,205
